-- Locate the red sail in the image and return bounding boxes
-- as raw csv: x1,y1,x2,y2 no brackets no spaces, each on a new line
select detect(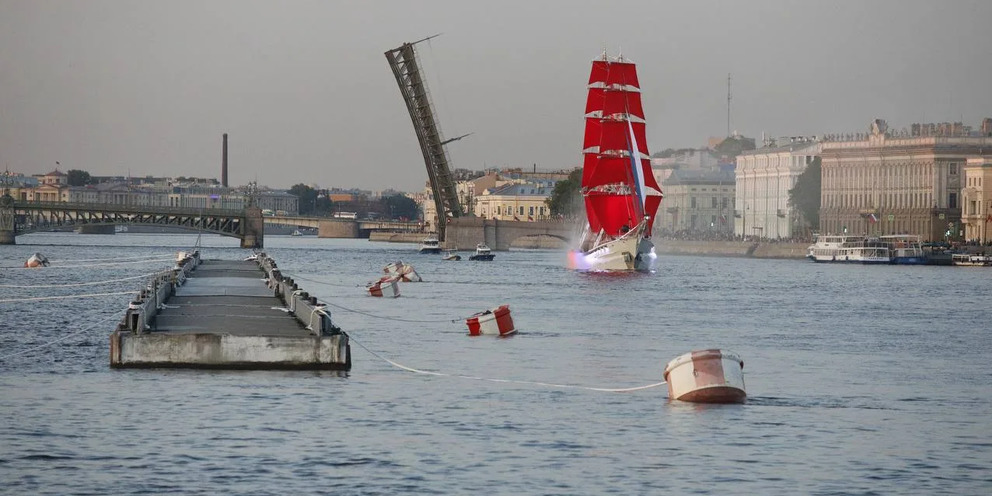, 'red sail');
582,118,602,151
585,87,605,115
602,89,643,119
580,54,662,239
598,120,647,157
586,194,640,236
605,61,639,88
582,154,635,187
588,60,609,85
